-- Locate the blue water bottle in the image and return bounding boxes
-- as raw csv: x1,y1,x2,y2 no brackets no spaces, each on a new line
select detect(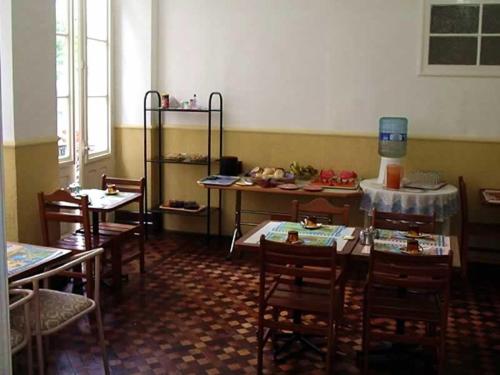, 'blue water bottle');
378,117,408,158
